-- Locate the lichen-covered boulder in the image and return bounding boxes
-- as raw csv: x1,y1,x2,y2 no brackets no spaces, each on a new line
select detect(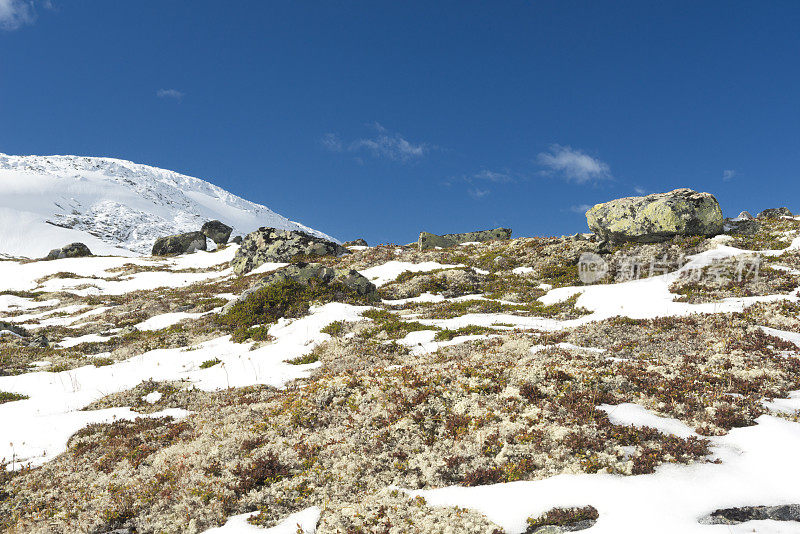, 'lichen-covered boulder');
201,220,233,245
231,227,347,275
223,262,377,312
586,189,723,244
44,242,92,260
152,231,207,256
757,207,793,219
418,228,512,250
